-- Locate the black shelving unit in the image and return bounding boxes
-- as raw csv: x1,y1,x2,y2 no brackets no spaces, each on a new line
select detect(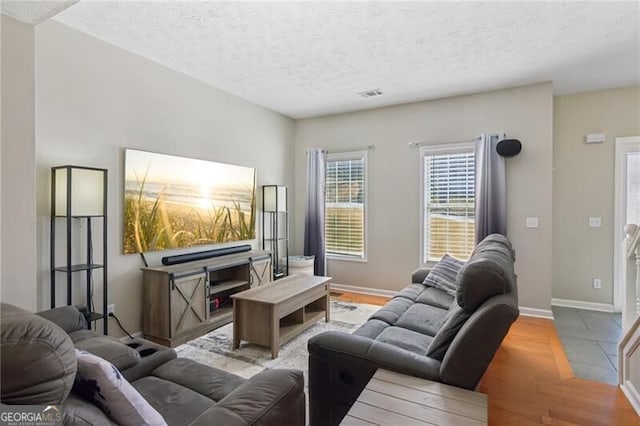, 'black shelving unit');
262,185,288,280
50,166,108,334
